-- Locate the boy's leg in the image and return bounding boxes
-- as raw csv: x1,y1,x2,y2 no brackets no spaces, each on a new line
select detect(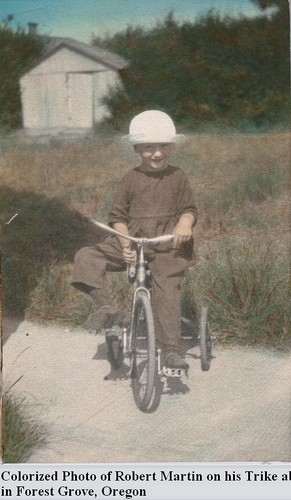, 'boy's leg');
149,254,189,370
71,243,125,329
